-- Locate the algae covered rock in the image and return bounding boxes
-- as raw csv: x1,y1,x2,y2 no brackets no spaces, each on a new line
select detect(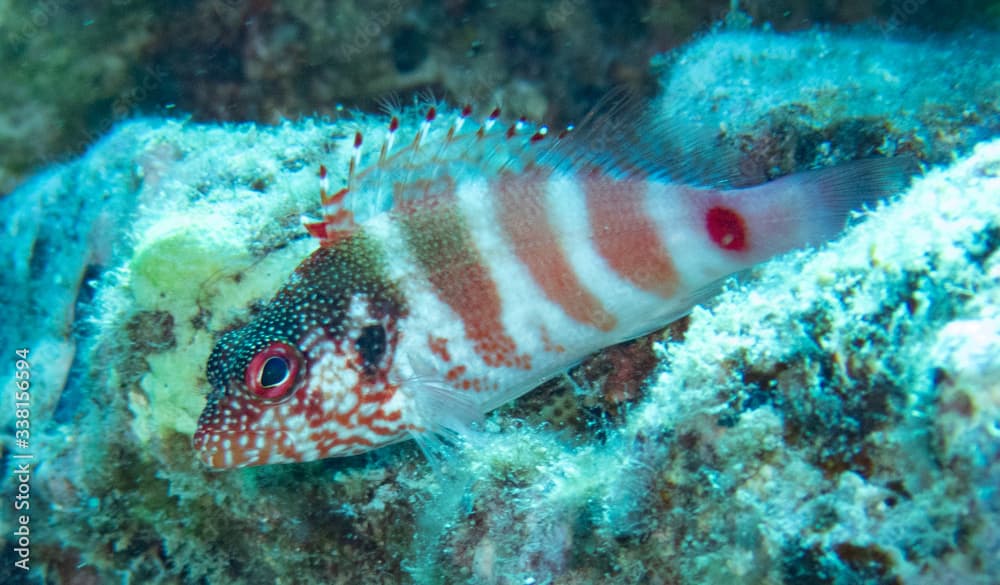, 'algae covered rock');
655,28,1000,177
6,0,997,196
1,26,998,585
